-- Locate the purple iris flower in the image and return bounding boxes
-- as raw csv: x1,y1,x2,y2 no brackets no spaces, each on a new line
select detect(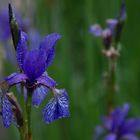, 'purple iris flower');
89,0,126,48
1,29,70,127
94,104,140,140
